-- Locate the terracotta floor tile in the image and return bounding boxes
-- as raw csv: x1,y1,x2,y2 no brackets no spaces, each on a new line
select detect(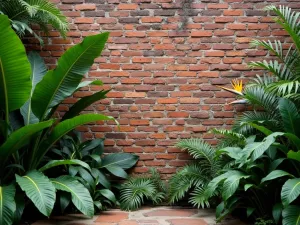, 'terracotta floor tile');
95,212,128,223
167,218,208,225
144,209,198,217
